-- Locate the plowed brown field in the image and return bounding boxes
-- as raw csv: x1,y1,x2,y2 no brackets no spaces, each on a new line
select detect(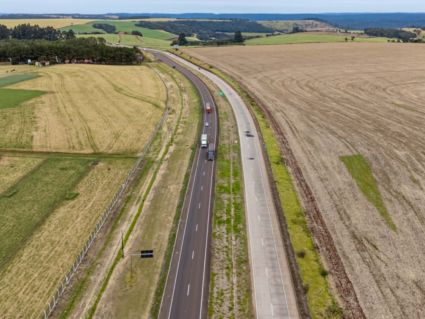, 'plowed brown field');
184,43,425,319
